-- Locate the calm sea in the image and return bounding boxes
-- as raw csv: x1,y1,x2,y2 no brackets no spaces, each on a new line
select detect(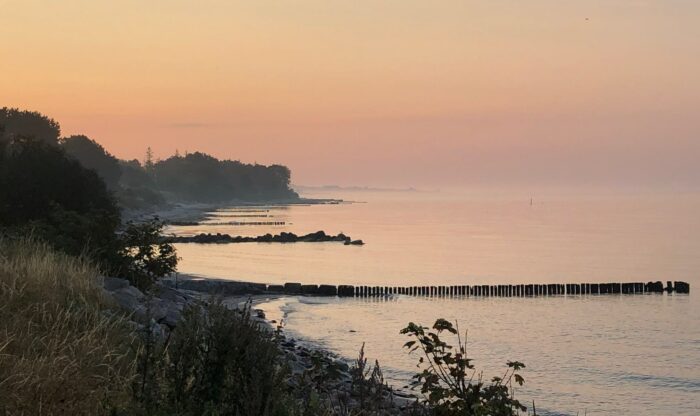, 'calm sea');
170,189,700,415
